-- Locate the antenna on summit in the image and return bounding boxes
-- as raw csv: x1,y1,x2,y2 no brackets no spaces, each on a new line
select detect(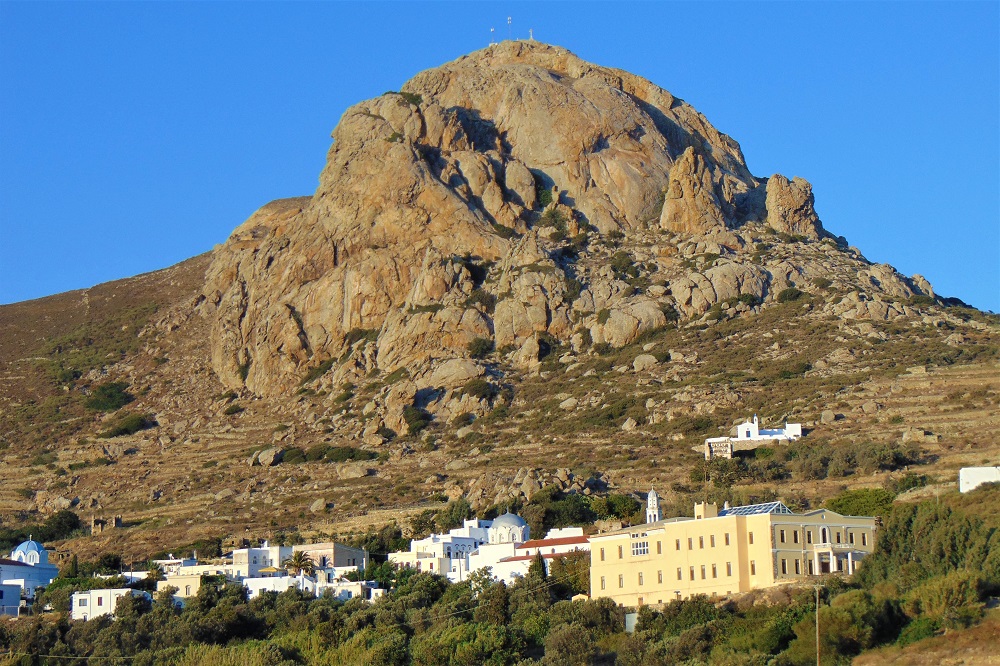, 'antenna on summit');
507,16,512,41
490,27,495,45
529,28,534,41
